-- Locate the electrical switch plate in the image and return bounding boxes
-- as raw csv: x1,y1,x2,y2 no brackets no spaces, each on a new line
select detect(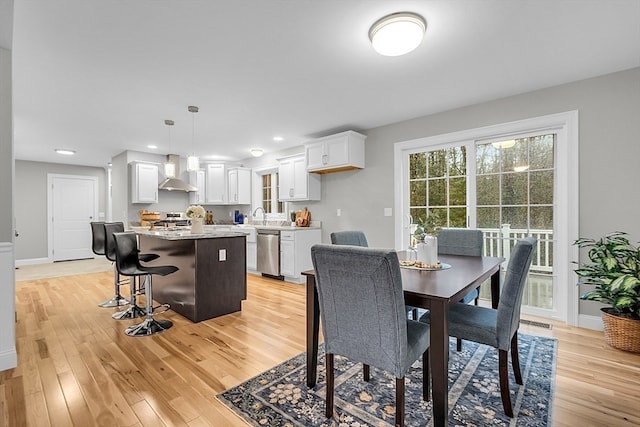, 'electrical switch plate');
384,208,392,217
219,249,226,261
336,208,341,217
